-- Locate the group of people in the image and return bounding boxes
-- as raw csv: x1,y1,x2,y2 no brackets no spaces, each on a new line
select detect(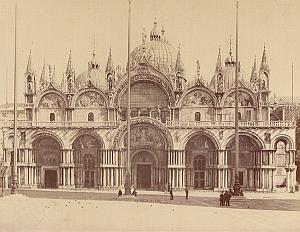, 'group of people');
219,190,232,206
